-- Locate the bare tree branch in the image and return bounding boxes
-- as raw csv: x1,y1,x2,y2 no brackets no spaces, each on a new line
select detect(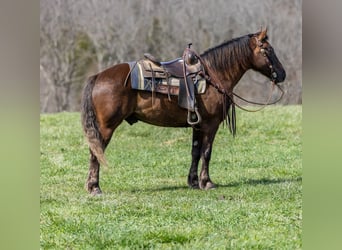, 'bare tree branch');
40,0,302,112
